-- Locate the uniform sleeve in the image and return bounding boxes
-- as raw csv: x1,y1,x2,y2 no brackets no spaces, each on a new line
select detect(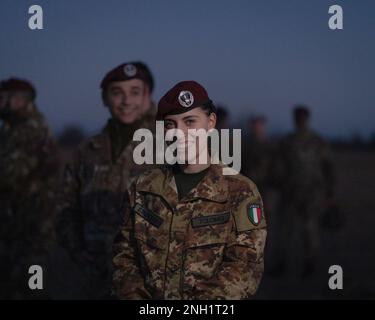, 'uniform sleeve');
193,183,267,300
55,150,86,262
112,183,151,300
